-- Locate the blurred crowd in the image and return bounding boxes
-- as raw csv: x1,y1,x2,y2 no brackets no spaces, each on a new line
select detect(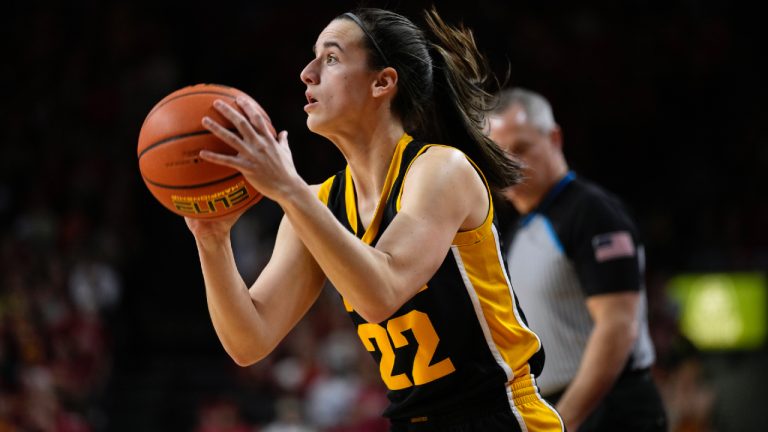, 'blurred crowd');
188,285,391,432
0,200,119,430
3,1,766,431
